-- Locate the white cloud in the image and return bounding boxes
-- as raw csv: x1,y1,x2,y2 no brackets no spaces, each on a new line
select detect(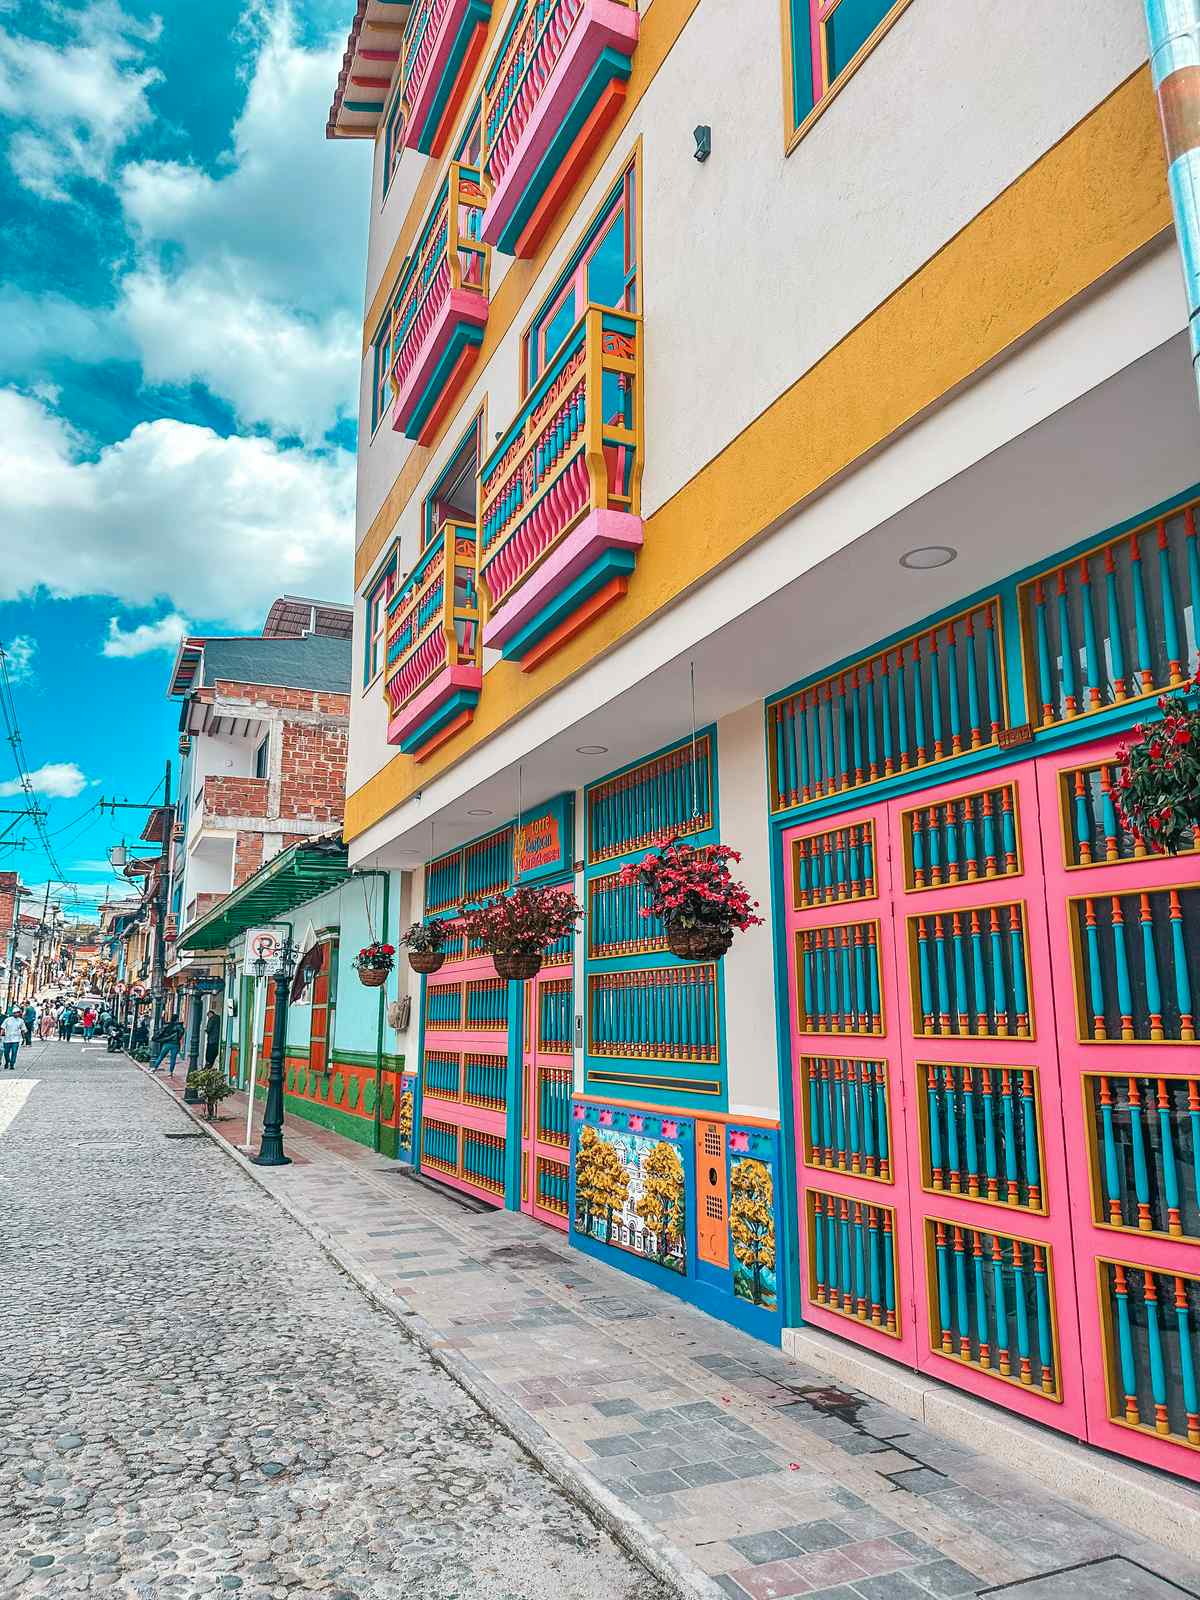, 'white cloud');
112,3,368,442
0,388,353,623
2,635,36,683
0,761,91,799
101,611,188,657
0,2,162,199
120,264,359,445
0,288,120,374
